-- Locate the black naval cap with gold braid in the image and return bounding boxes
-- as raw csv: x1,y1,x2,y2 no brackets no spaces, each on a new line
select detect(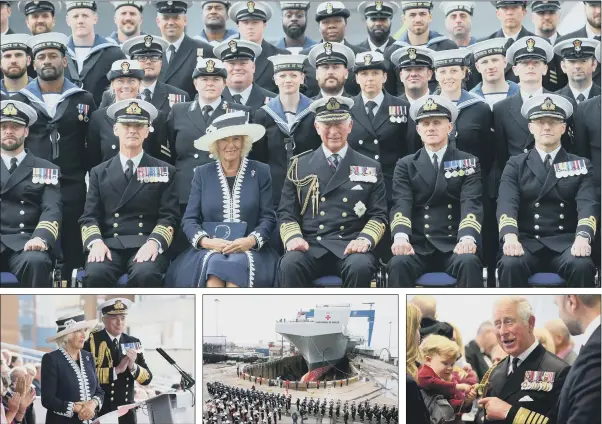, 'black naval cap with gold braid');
309,96,354,123
107,99,158,125
154,0,192,14
18,0,61,15
97,297,133,316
